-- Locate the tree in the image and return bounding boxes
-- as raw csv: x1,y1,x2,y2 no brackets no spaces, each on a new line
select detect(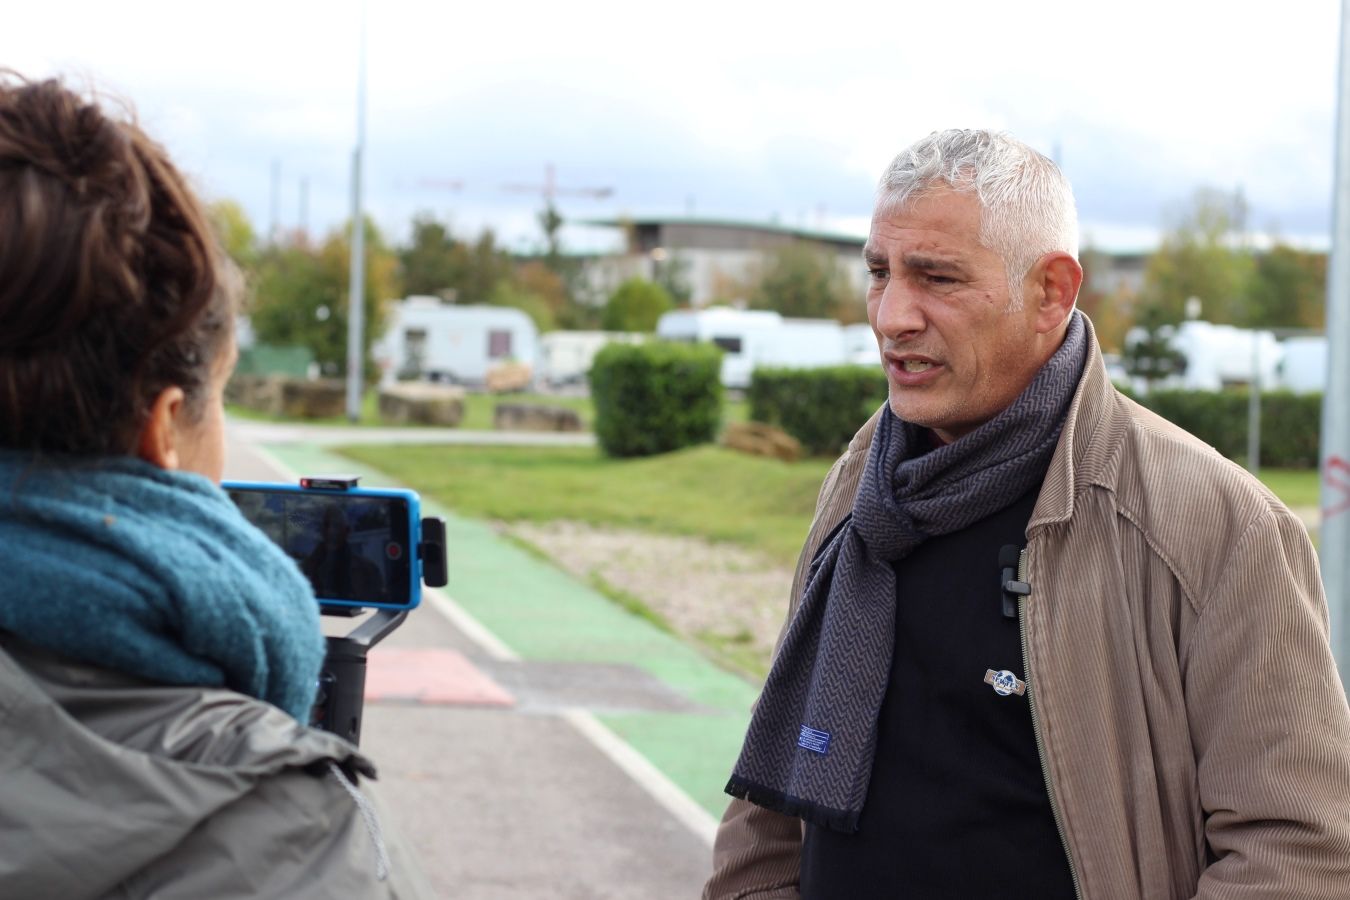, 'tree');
250,218,399,378
538,201,564,267
602,278,674,332
652,252,693,305
490,280,557,332
1139,187,1253,325
208,199,259,271
457,229,516,304
1245,244,1326,329
514,260,569,325
750,243,858,321
1077,246,1133,352
1122,303,1187,390
399,213,460,298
